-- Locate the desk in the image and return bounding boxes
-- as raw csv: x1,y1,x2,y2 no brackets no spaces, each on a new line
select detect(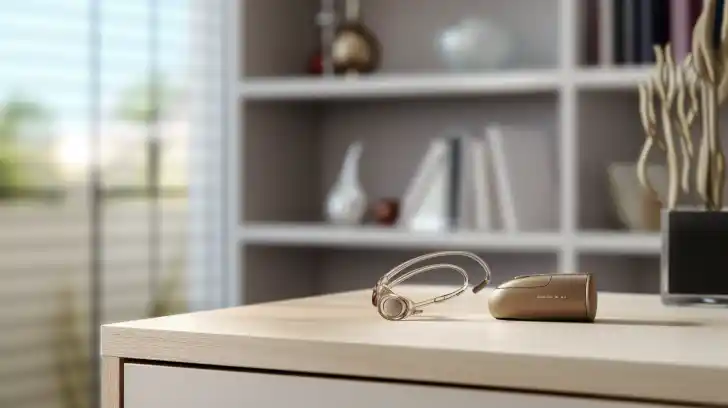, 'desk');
101,286,728,407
